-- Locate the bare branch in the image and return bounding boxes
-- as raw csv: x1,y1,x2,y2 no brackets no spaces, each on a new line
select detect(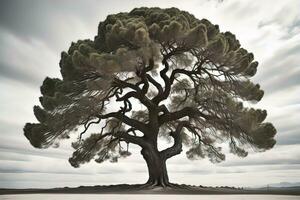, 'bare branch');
79,118,101,140
160,121,189,159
